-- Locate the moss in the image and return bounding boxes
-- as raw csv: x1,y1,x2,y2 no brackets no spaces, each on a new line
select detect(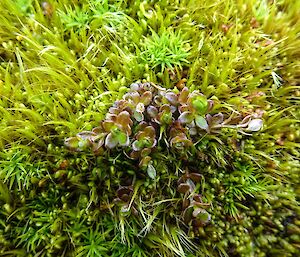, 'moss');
0,0,299,256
